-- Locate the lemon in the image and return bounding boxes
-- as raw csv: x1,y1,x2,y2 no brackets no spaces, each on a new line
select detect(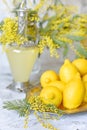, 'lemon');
82,74,87,82
40,70,58,87
40,86,62,107
72,58,87,76
83,82,87,103
59,59,79,83
63,78,85,109
47,80,65,92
